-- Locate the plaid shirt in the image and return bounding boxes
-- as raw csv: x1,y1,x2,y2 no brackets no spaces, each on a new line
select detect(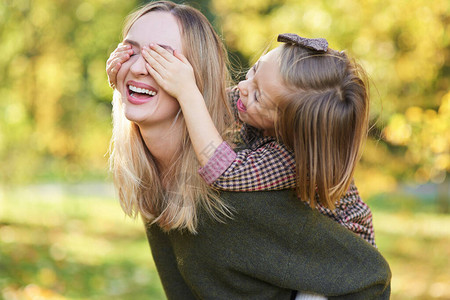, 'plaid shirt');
198,87,376,246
